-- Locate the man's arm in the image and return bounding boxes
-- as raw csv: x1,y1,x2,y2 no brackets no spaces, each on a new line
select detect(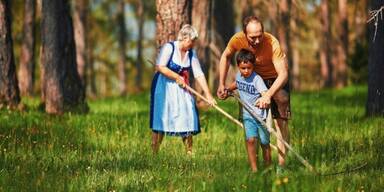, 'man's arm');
265,59,288,98
227,81,237,92
217,47,234,99
256,59,288,108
